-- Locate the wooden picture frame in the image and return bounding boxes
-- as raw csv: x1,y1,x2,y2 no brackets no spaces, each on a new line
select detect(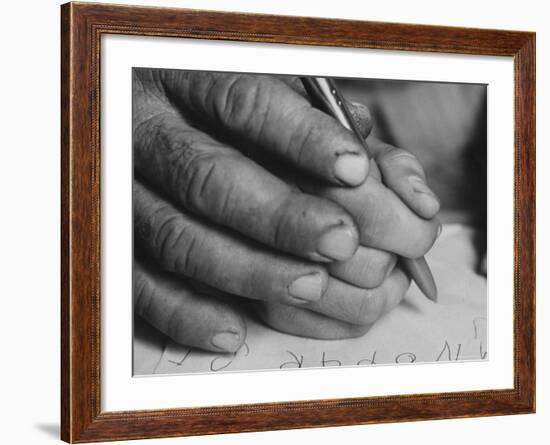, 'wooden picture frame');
61,2,535,442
